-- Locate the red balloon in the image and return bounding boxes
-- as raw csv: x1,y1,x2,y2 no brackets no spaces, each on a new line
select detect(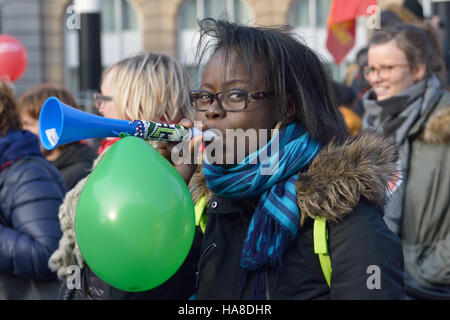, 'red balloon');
0,35,27,82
